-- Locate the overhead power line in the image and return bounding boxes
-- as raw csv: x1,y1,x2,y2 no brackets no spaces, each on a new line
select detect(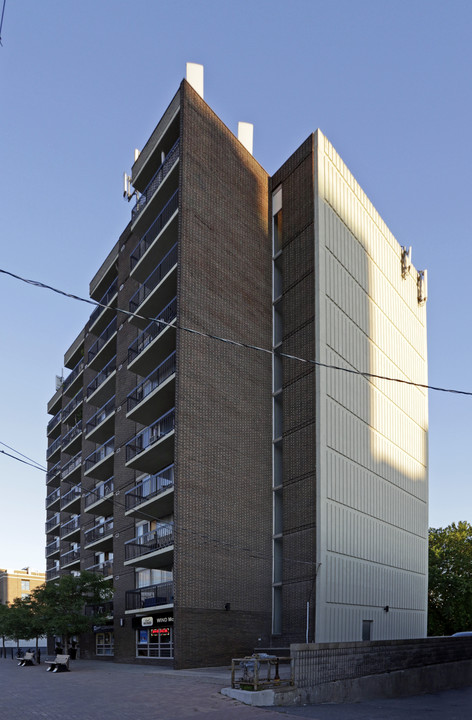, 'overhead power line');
0,0,6,46
0,440,46,470
0,448,45,471
2,445,316,569
0,265,469,397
